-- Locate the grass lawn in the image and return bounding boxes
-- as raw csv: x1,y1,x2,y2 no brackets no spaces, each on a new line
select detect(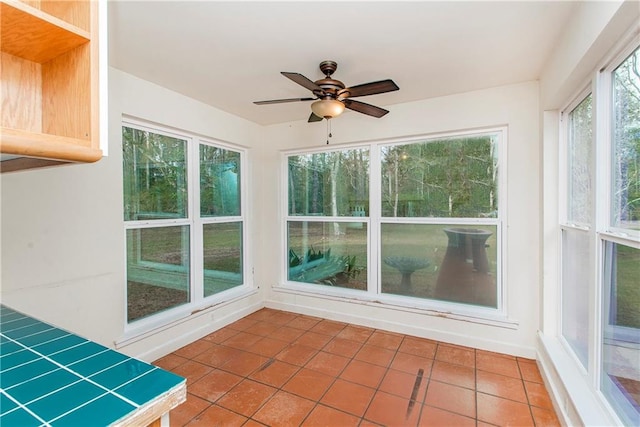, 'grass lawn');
287,221,499,307
614,244,640,329
128,221,639,327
